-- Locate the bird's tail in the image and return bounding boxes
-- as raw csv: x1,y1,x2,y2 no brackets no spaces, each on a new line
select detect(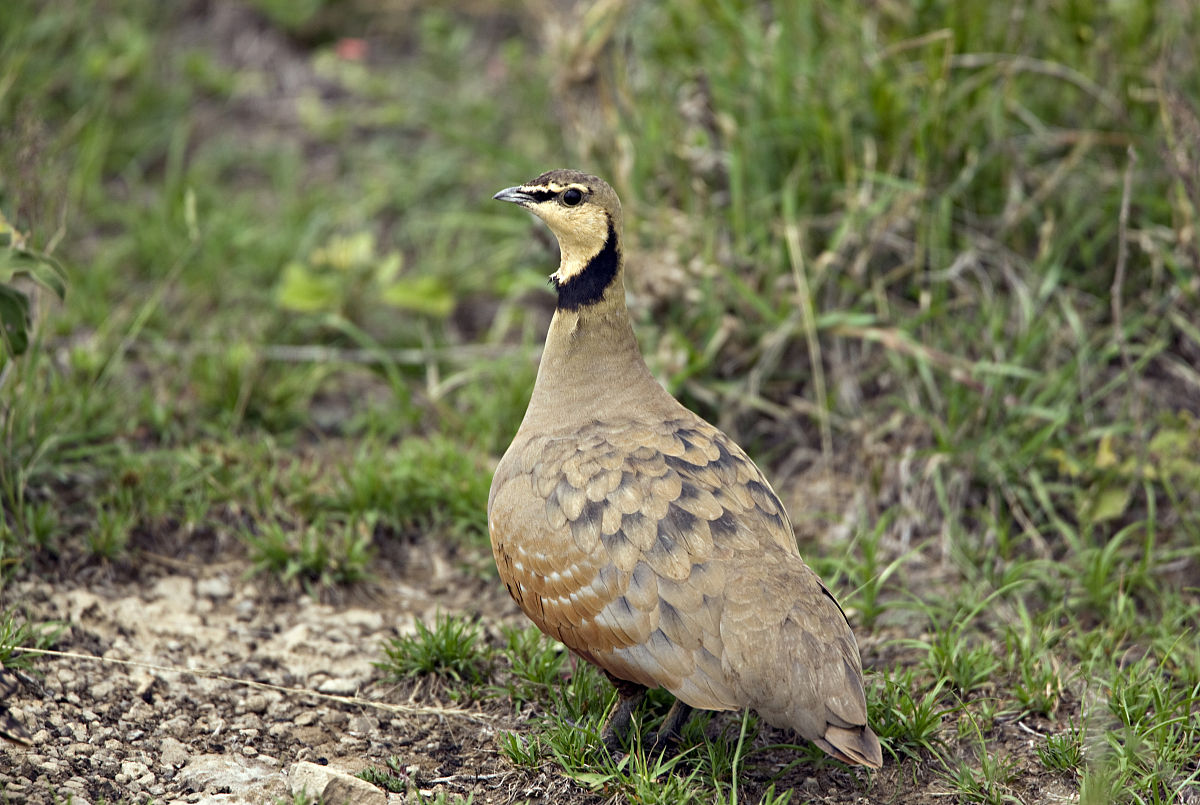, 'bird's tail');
819,723,883,769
